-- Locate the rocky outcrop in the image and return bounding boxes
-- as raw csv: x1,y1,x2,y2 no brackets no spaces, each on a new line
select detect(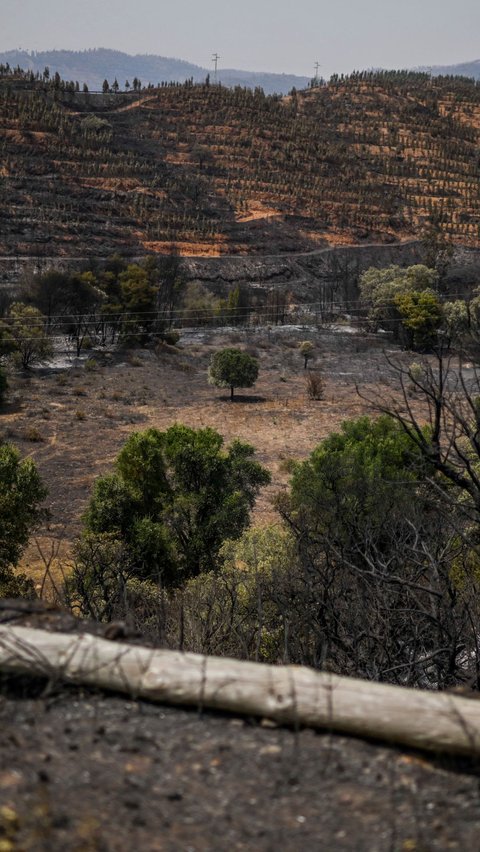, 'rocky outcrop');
181,240,426,302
